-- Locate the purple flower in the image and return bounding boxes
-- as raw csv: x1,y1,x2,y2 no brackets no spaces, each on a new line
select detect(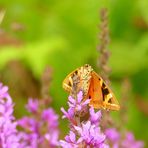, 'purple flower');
60,140,78,148
121,132,144,148
42,108,59,128
0,83,8,99
68,91,90,112
105,128,120,143
60,131,79,148
44,130,59,147
60,91,109,148
75,121,108,148
65,131,77,143
105,128,144,148
89,107,102,126
18,99,59,147
19,132,39,148
26,98,39,113
0,83,20,147
105,128,120,148
61,91,90,125
18,117,40,133
61,107,76,125
42,108,59,146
